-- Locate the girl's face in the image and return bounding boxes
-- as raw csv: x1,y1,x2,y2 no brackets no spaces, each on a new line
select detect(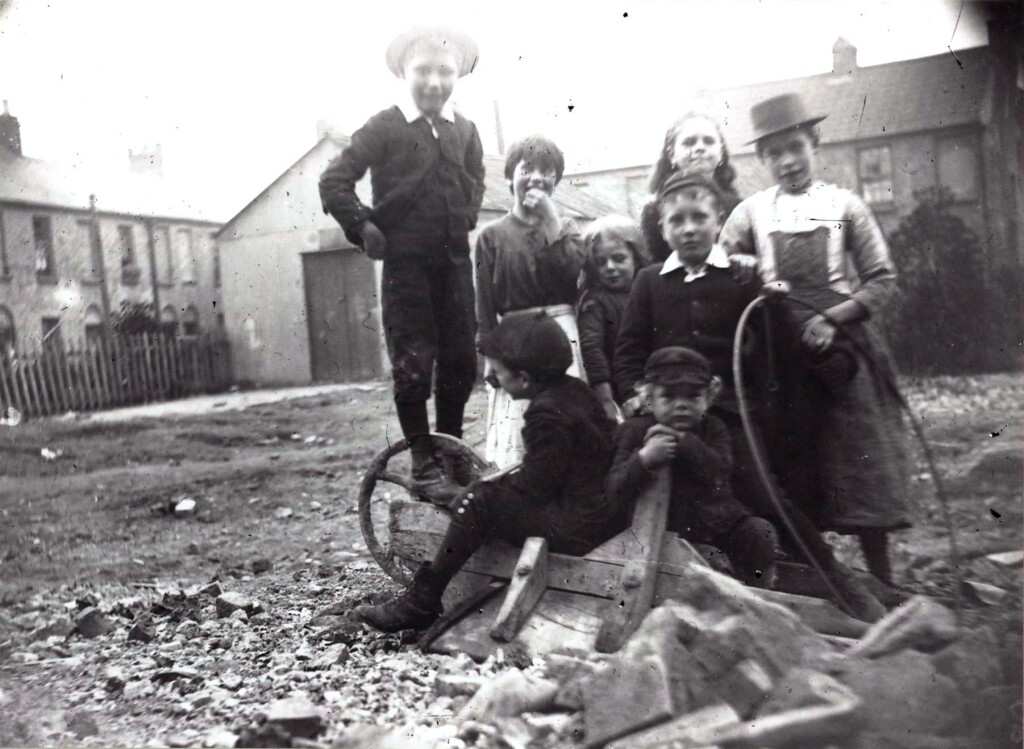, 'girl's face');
510,159,558,209
670,117,724,178
759,127,816,193
591,239,636,292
